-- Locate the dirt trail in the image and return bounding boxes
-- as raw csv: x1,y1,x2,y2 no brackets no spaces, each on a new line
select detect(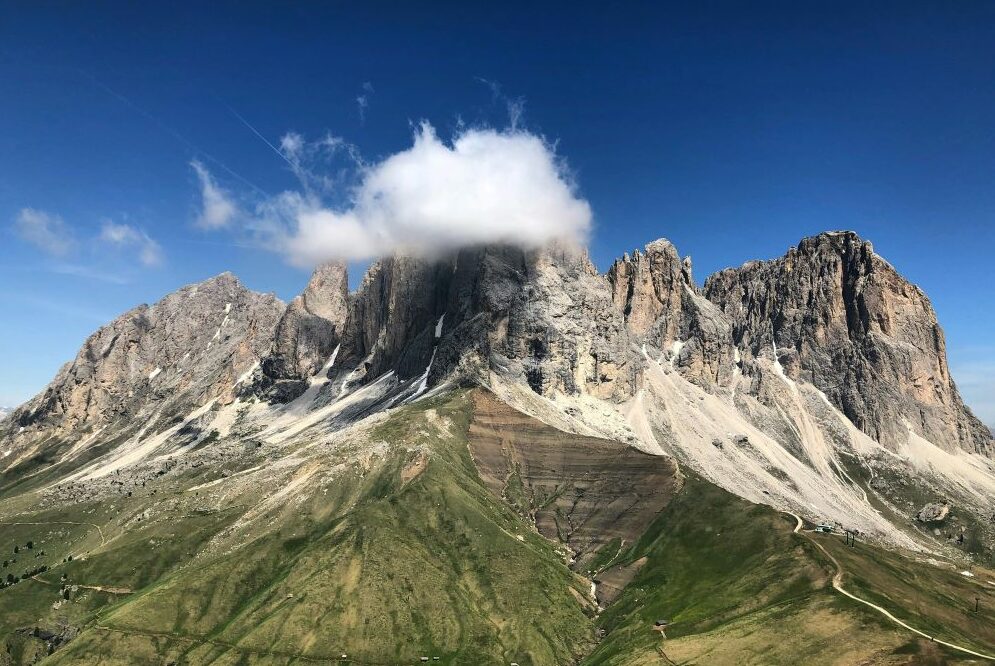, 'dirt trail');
787,511,803,533
29,575,131,594
795,523,995,661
